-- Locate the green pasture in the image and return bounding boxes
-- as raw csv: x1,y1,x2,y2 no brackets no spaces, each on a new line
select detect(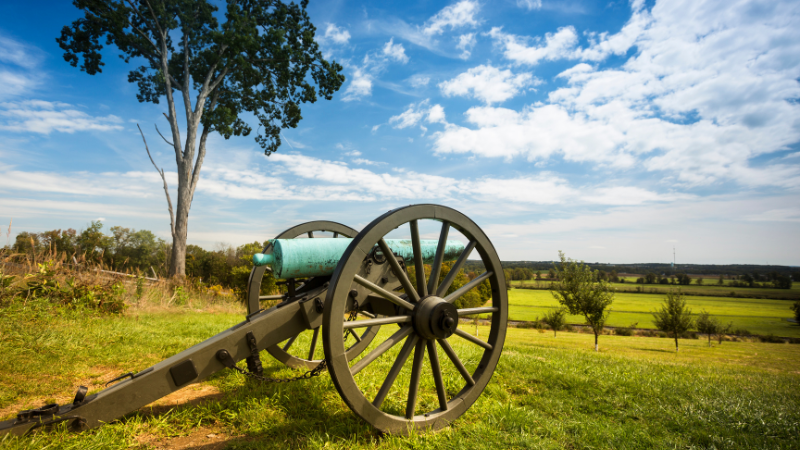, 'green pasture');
510,279,800,300
1,300,800,449
508,289,800,337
